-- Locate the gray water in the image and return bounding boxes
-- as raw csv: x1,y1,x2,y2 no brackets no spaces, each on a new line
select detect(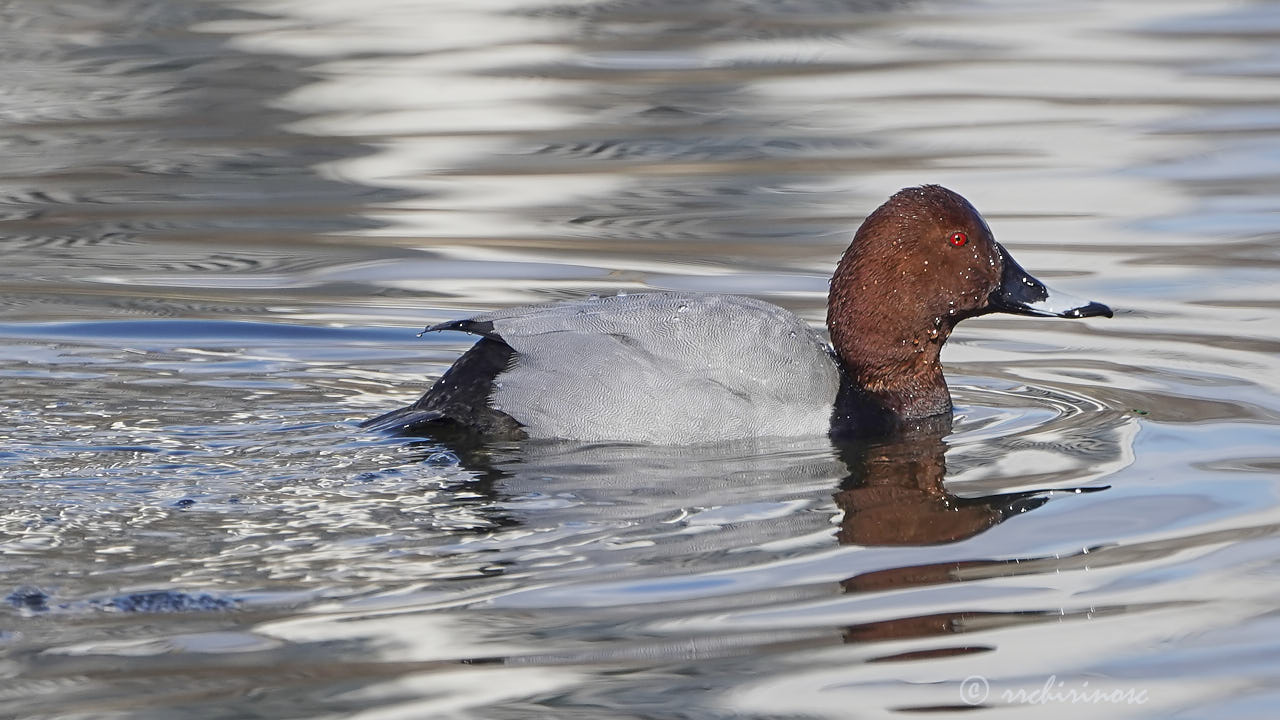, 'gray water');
2,0,1280,717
